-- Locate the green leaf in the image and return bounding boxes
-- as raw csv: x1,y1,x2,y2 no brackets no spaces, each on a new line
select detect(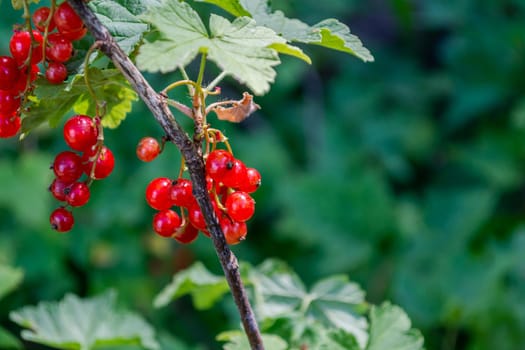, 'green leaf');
136,1,285,95
22,69,137,134
268,43,311,64
11,0,38,10
318,329,360,350
0,264,23,300
203,0,374,62
0,326,22,349
217,331,287,350
194,0,250,17
251,259,369,348
154,261,230,310
89,0,160,55
9,291,160,350
366,302,425,350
